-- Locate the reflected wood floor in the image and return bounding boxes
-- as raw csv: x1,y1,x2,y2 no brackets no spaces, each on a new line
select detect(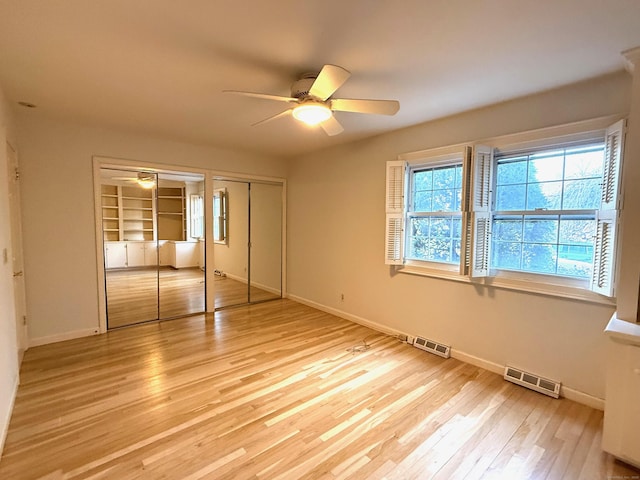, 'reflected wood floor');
214,275,280,309
106,267,206,328
1,300,638,479
105,269,278,328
